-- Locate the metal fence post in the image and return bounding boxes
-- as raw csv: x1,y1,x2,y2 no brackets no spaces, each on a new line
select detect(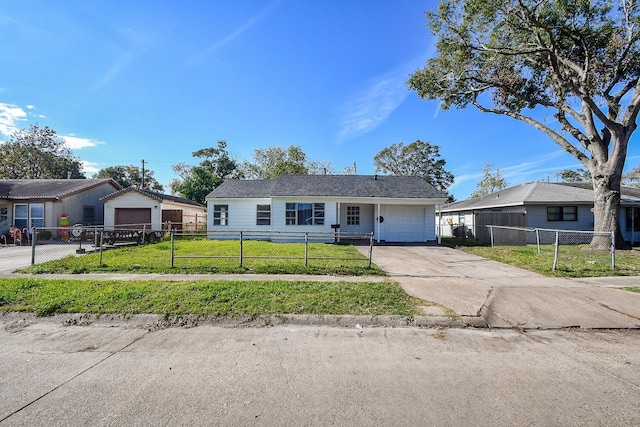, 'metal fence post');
368,232,373,269
31,227,36,265
239,231,243,267
99,231,104,266
489,226,494,247
304,233,309,267
170,230,175,268
611,230,615,269
535,228,541,254
552,231,559,271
